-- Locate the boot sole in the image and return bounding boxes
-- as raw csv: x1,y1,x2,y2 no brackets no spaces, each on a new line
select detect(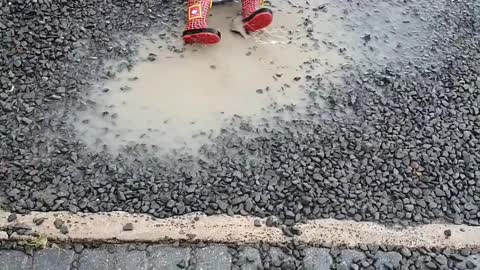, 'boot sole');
183,28,221,45
243,8,273,32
